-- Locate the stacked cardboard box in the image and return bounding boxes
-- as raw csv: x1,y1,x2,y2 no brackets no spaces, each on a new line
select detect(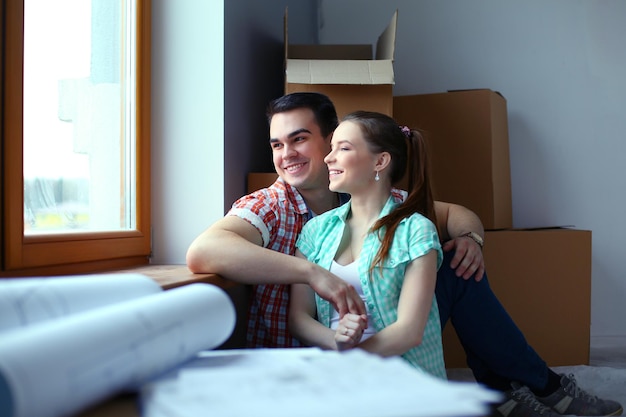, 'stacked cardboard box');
394,90,512,230
443,229,591,368
247,173,280,193
393,91,591,367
